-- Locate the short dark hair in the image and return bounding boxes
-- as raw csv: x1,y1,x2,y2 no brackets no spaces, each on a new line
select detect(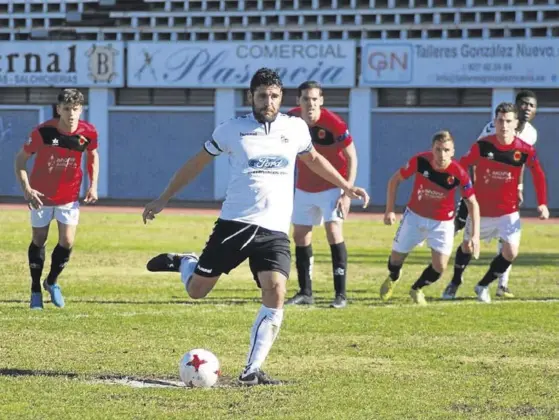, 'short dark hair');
515,89,537,104
494,102,518,118
57,88,85,106
249,68,283,94
432,130,454,145
297,80,323,97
